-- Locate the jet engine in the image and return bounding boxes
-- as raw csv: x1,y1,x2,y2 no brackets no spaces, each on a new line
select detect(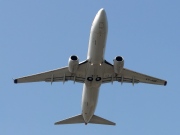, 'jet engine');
68,55,79,73
113,56,124,74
